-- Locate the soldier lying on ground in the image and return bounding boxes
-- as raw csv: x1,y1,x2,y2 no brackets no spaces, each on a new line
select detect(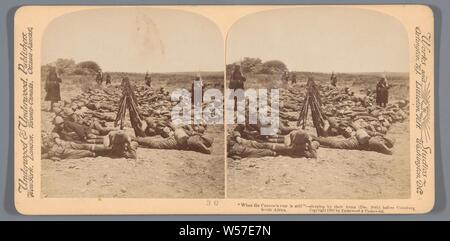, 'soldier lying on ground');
133,126,214,154
42,132,103,160
41,130,137,161
233,121,298,143
227,132,277,159
228,129,319,159
141,117,173,138
145,72,151,87
55,106,118,136
53,116,103,143
141,117,208,137
312,127,394,155
103,130,138,159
